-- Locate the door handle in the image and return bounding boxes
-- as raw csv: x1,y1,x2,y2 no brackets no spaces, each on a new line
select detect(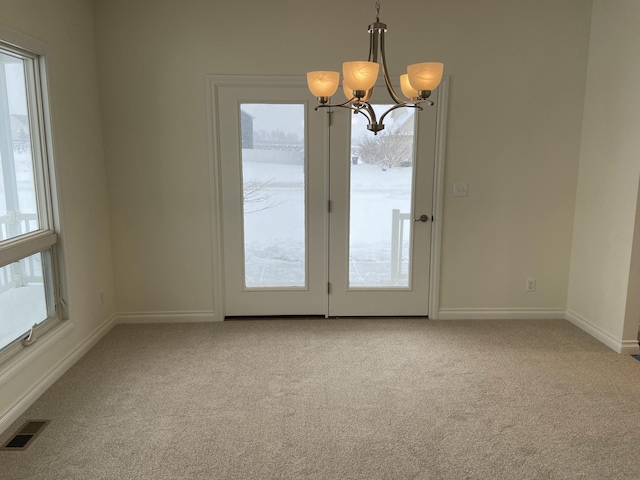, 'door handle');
414,214,430,223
